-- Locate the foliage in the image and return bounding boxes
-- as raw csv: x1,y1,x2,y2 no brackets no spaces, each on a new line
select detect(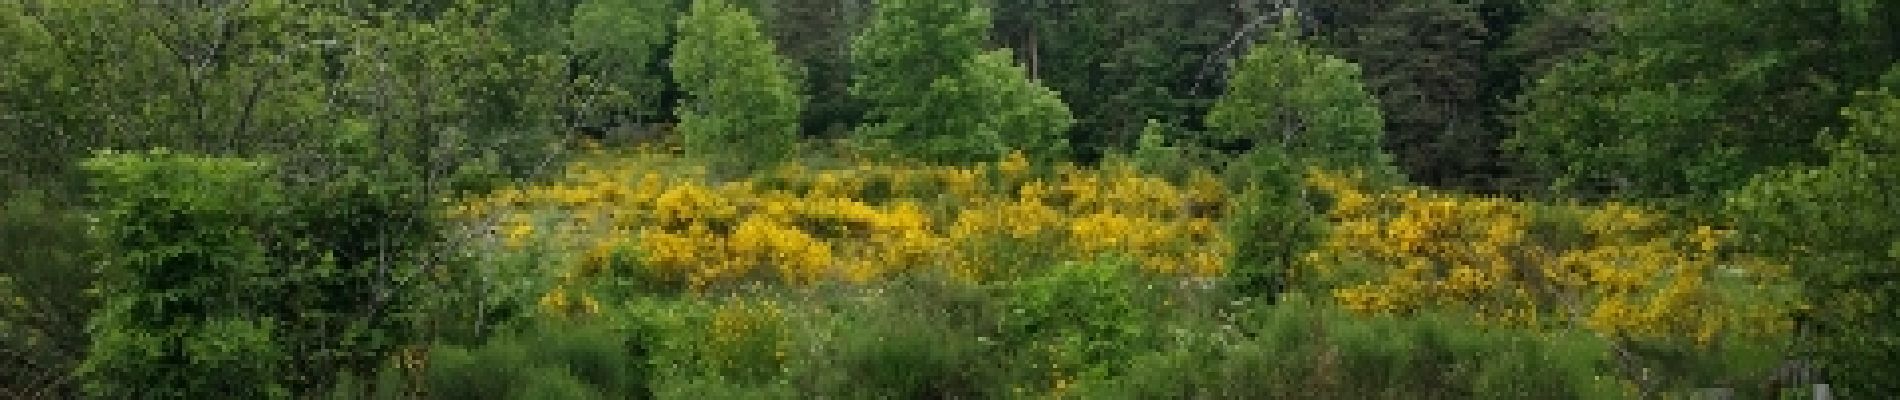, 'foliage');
850,0,1074,163
1727,77,1900,395
1304,168,1794,345
0,190,95,399
994,257,1171,391
1,0,1875,396
673,0,804,173
401,318,656,400
992,0,1241,159
848,0,987,116
1207,23,1395,177
452,149,1229,303
1513,0,1899,203
1077,300,1628,399
1224,148,1325,301
1310,0,1559,189
570,0,679,126
78,151,289,398
924,49,1076,164
80,150,441,397
784,285,992,399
